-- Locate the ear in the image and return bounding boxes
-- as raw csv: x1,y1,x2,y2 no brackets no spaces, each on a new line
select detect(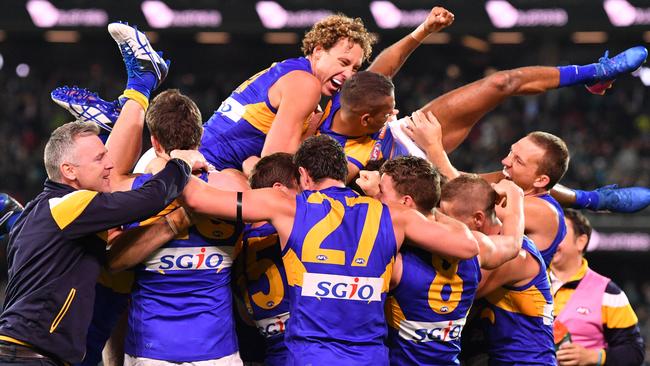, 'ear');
533,174,550,189
311,45,325,60
360,113,372,127
401,195,417,209
472,211,486,231
298,166,312,189
575,234,589,253
151,136,165,156
59,162,77,181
